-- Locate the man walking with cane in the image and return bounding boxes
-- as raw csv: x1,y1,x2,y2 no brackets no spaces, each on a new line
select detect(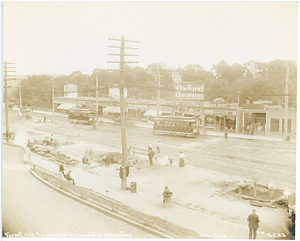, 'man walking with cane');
247,208,260,239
